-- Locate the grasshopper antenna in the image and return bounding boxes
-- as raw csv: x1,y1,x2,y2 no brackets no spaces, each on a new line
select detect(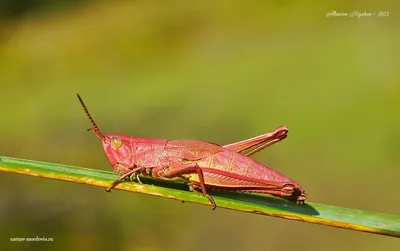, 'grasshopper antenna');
76,93,105,141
